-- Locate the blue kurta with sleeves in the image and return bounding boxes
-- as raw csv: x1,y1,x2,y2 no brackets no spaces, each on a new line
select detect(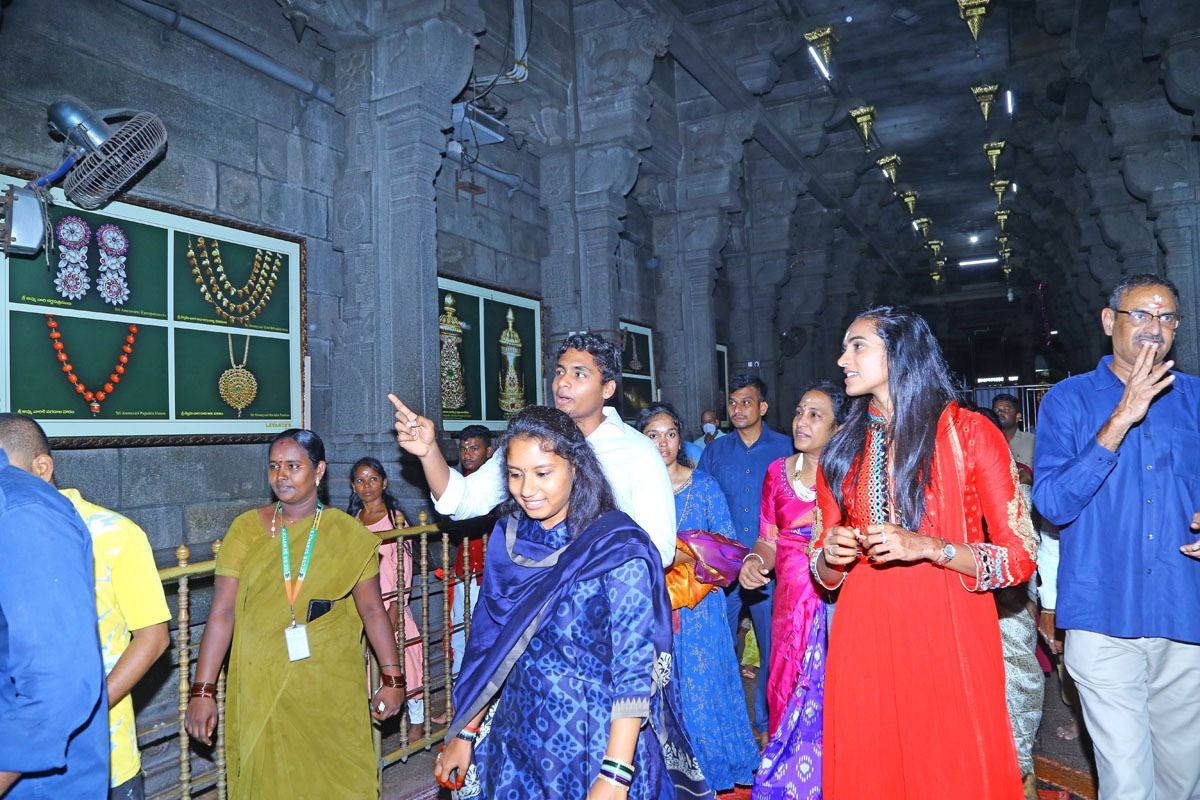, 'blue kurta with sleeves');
472,516,666,799
674,470,760,790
